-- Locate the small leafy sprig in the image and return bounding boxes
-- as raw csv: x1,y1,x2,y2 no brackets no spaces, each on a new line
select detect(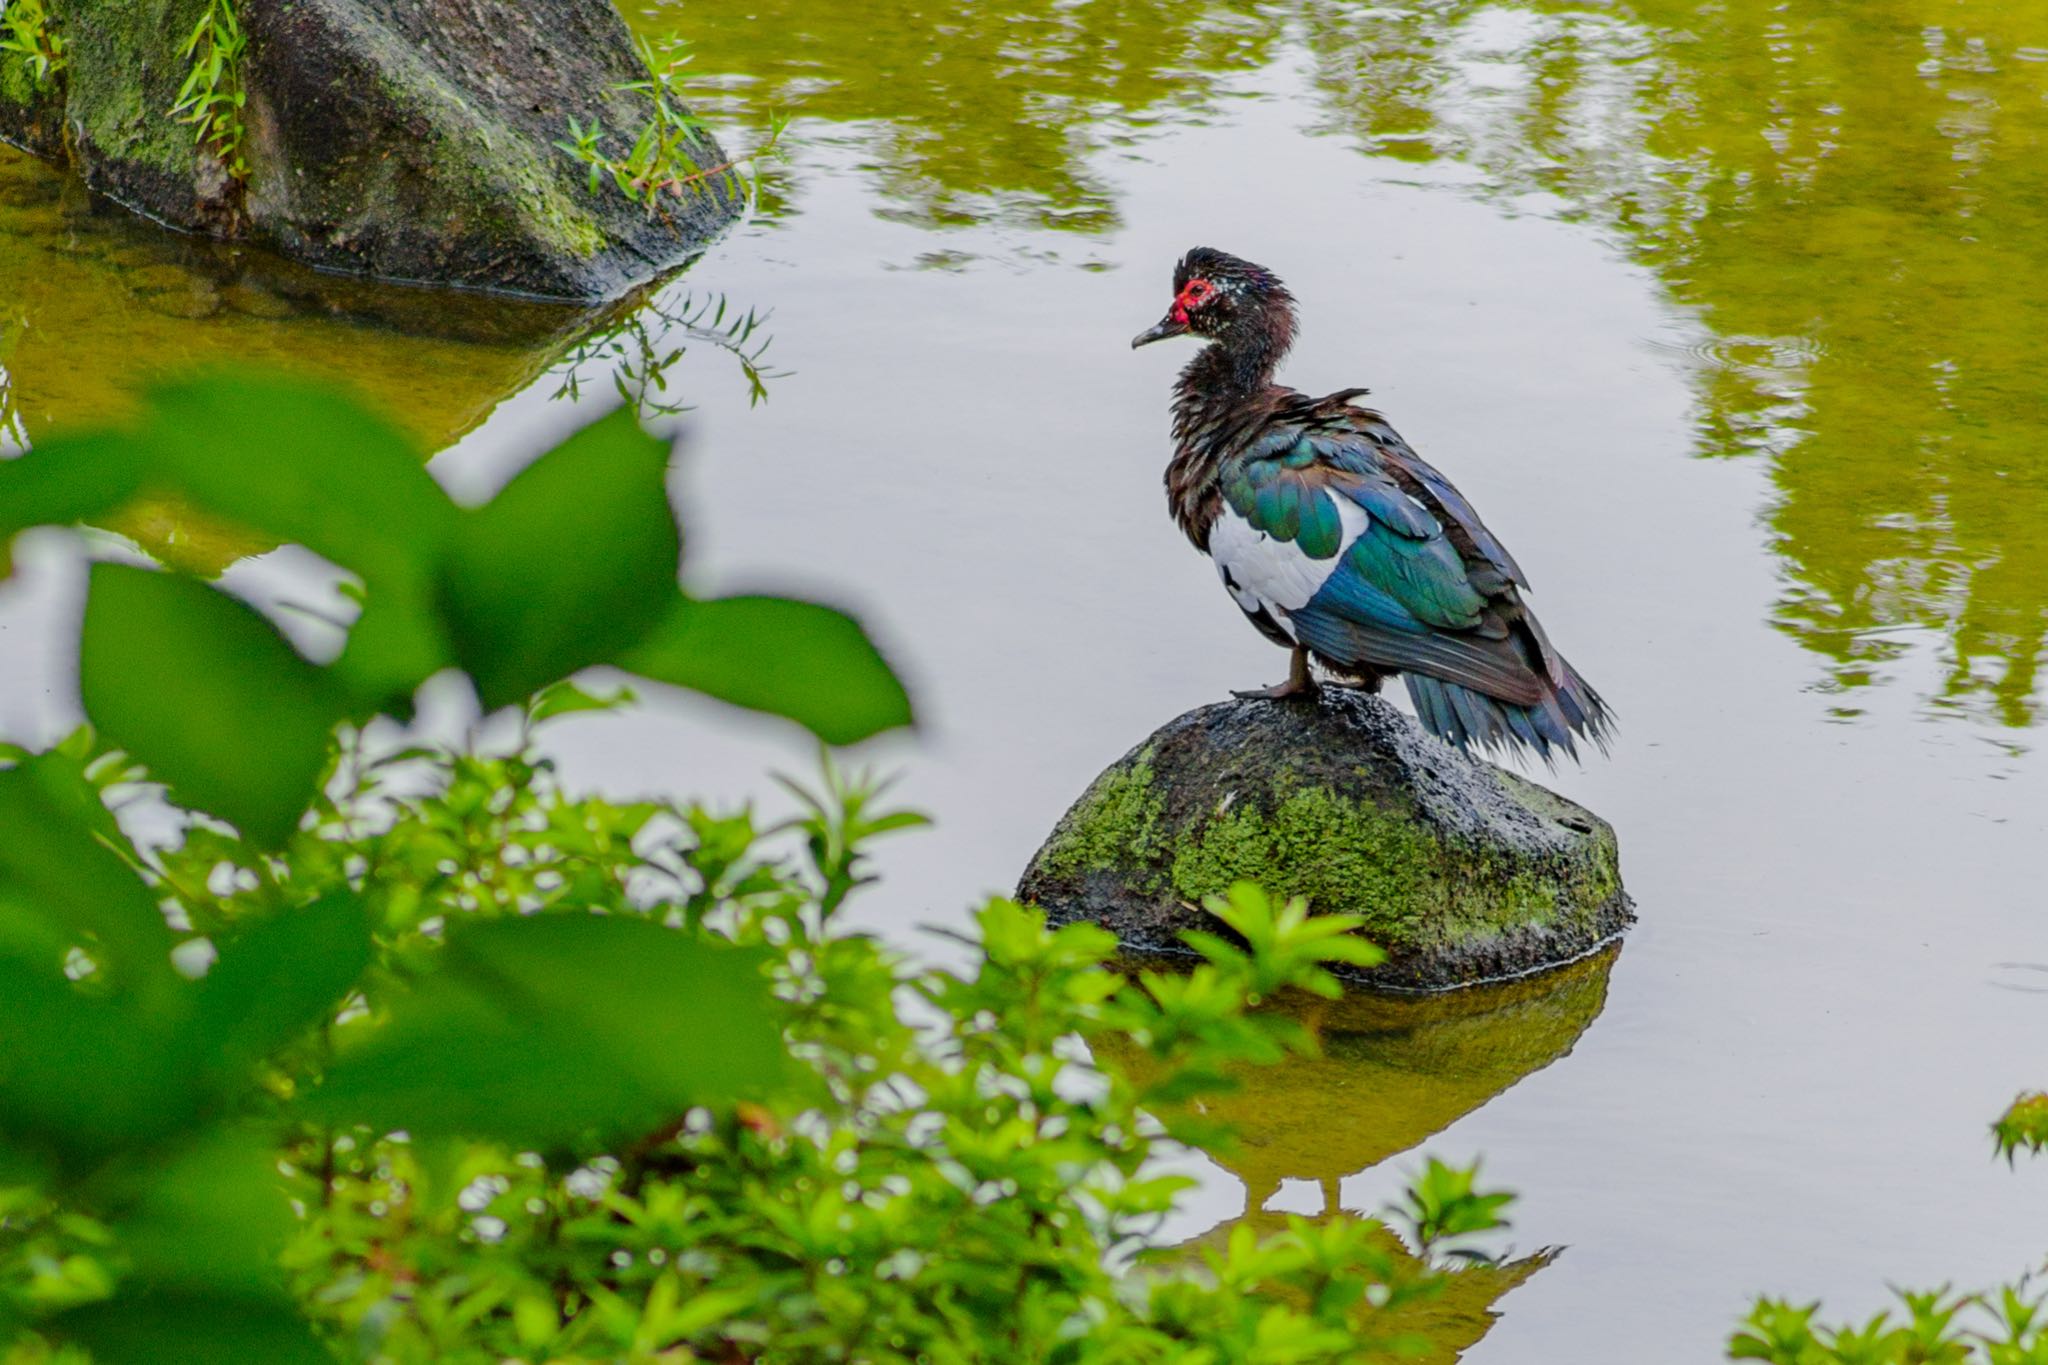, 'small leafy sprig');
170,0,249,179
1994,1091,2048,1165
1727,1287,2048,1365
558,36,789,214
0,0,66,88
